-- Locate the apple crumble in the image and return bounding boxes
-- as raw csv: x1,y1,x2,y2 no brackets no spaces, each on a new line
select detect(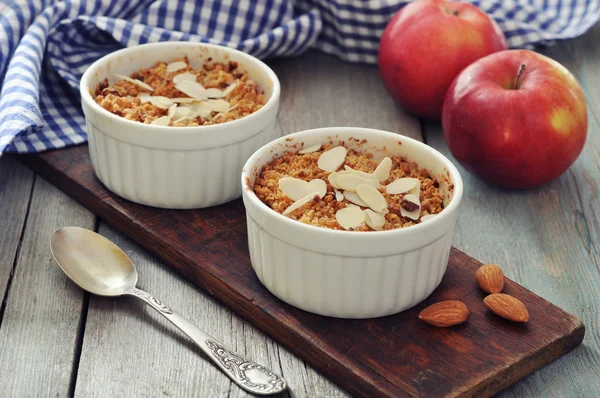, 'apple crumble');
92,57,265,126
253,142,445,231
